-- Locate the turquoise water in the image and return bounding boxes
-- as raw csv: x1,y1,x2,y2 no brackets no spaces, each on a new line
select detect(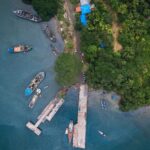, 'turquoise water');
0,0,150,150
